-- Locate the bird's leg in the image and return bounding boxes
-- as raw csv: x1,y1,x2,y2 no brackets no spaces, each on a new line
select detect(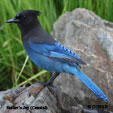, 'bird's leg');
36,72,59,86
44,72,60,86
